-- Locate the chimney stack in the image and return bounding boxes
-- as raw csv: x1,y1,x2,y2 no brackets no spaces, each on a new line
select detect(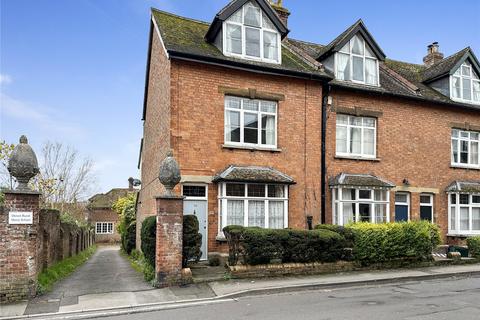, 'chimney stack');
423,42,444,67
270,0,290,27
128,177,134,191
